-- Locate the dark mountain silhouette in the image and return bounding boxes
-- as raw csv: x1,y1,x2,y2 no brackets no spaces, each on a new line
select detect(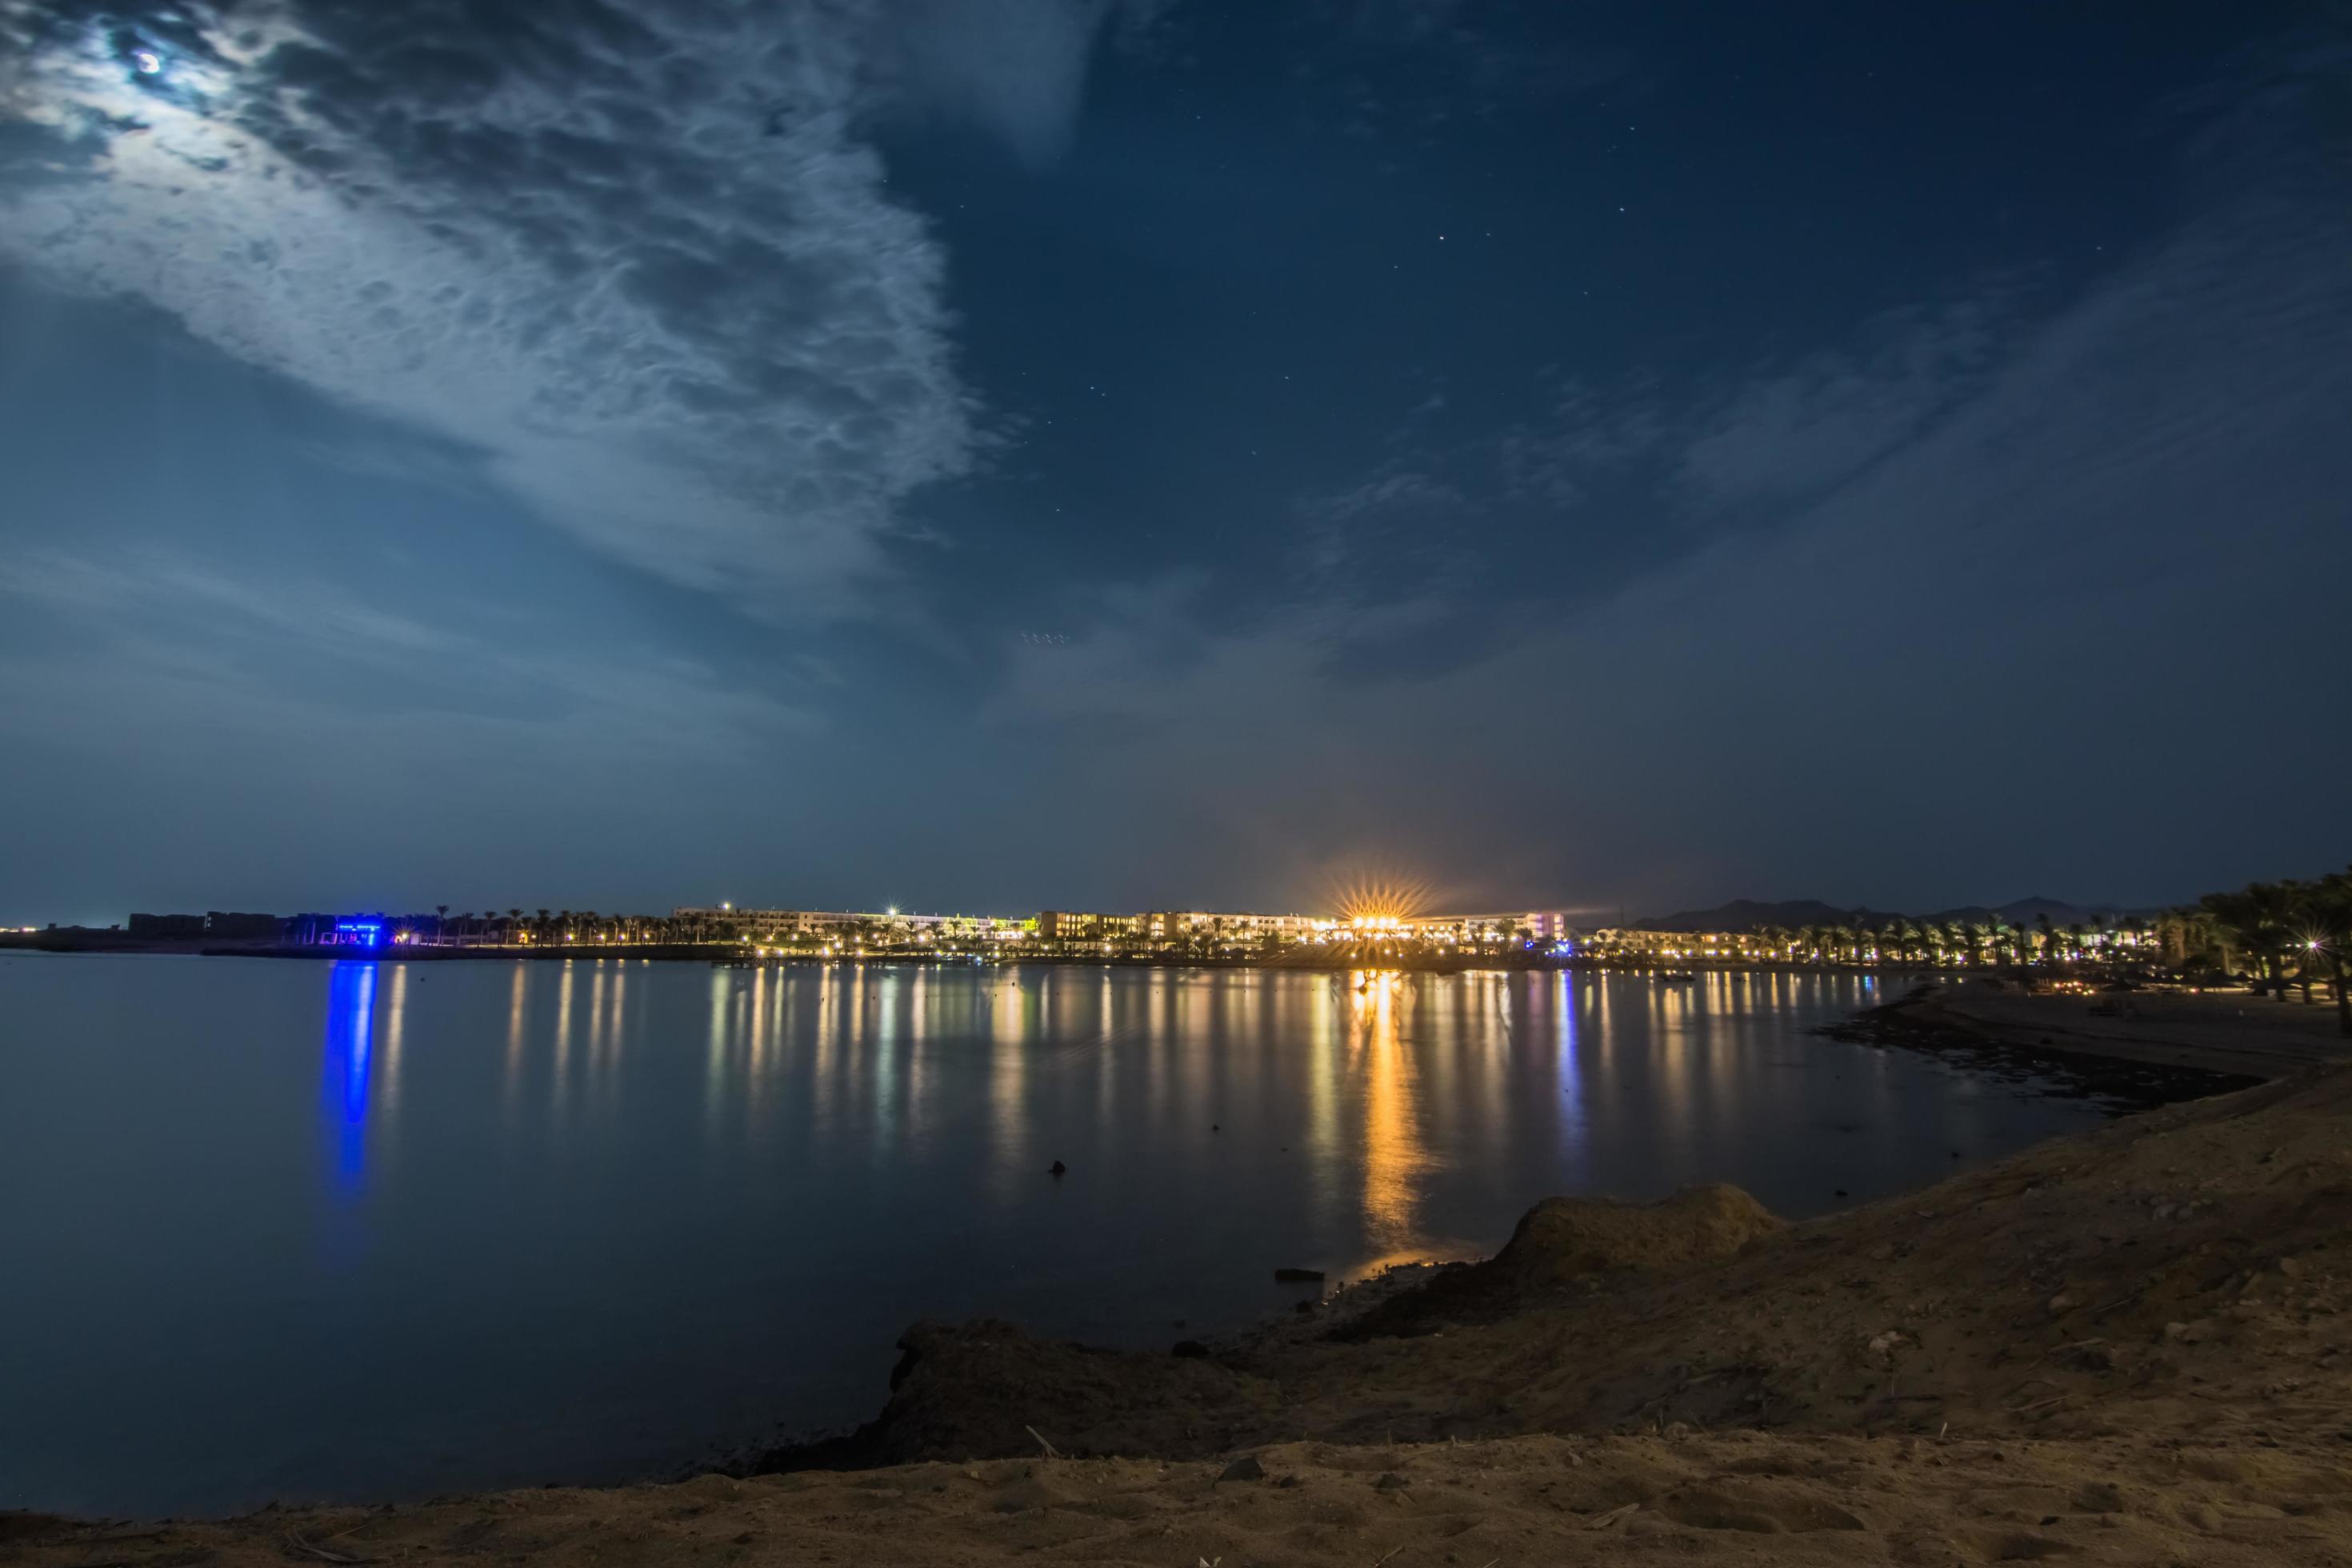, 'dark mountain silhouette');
1633,898,1898,934
1929,895,2106,928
